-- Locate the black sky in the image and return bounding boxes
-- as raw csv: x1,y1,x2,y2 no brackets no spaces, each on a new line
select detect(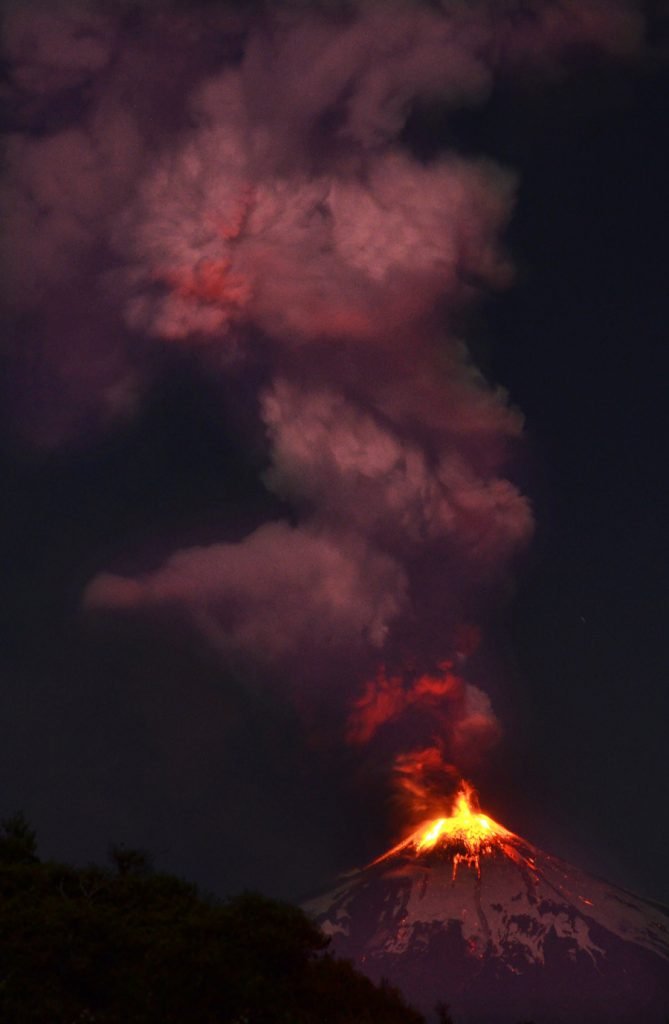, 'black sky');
1,4,668,905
